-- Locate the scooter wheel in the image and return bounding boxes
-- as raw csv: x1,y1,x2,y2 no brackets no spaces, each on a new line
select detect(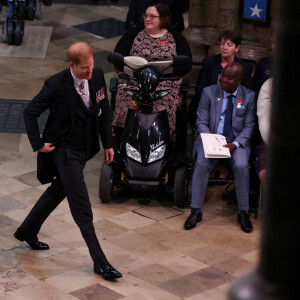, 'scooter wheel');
14,22,24,46
26,0,36,20
174,166,189,208
6,21,14,45
99,162,114,203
